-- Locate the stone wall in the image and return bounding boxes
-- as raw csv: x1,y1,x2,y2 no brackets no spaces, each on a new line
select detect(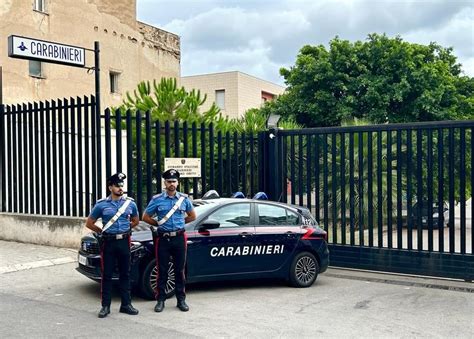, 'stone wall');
0,213,86,249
